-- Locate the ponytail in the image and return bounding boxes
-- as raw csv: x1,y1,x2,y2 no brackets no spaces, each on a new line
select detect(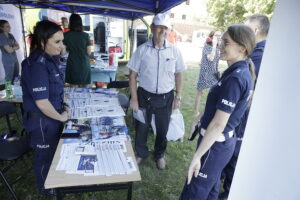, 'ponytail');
248,58,256,88
28,33,38,54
